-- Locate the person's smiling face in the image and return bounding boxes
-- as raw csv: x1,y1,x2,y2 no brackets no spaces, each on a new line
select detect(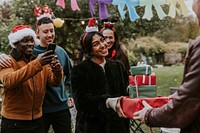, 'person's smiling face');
102,29,115,49
37,23,55,47
15,36,35,58
90,34,108,59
